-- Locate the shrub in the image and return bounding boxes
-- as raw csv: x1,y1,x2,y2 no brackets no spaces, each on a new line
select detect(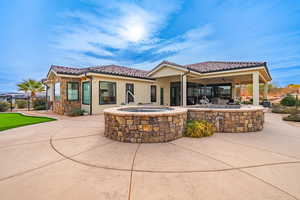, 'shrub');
283,114,300,122
280,95,297,106
184,120,214,138
33,98,46,110
242,99,253,105
34,105,46,110
16,100,27,109
0,102,9,112
67,108,85,116
271,104,297,114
